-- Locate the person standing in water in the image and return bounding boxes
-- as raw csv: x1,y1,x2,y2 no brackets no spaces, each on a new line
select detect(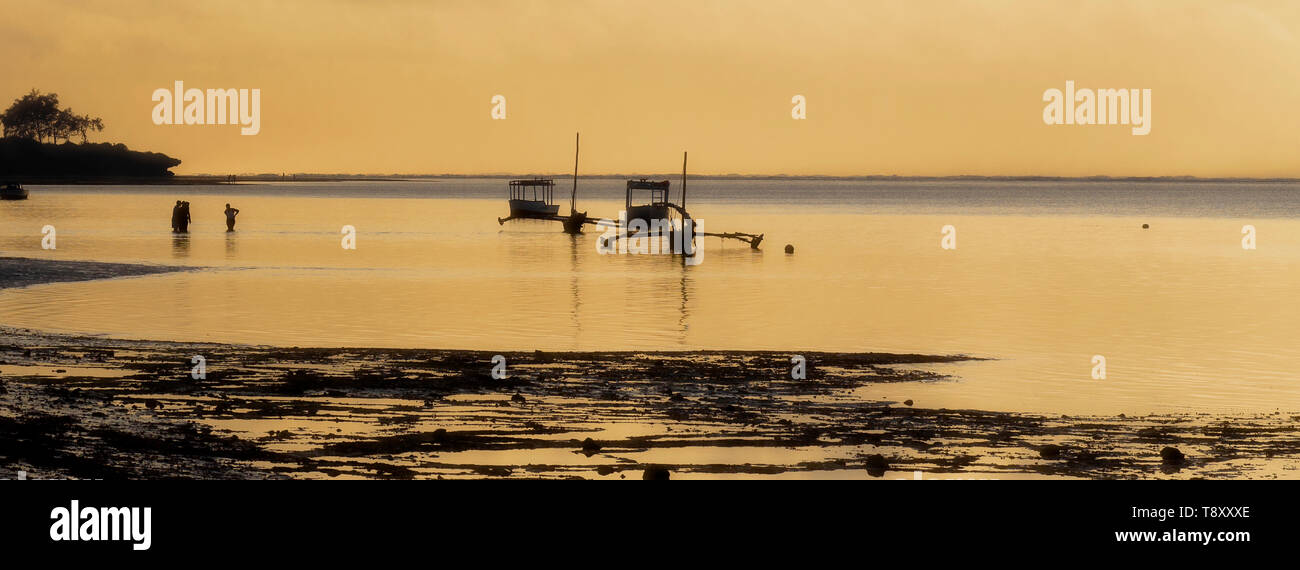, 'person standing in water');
223,203,240,232
177,201,192,232
171,200,183,232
